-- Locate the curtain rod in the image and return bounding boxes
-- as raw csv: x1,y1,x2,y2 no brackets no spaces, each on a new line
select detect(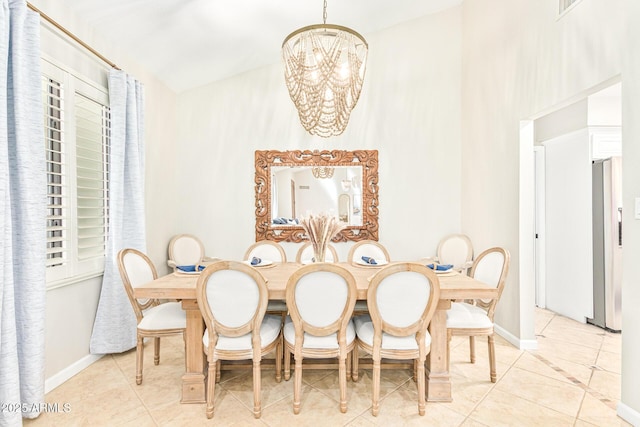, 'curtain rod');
27,2,120,70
